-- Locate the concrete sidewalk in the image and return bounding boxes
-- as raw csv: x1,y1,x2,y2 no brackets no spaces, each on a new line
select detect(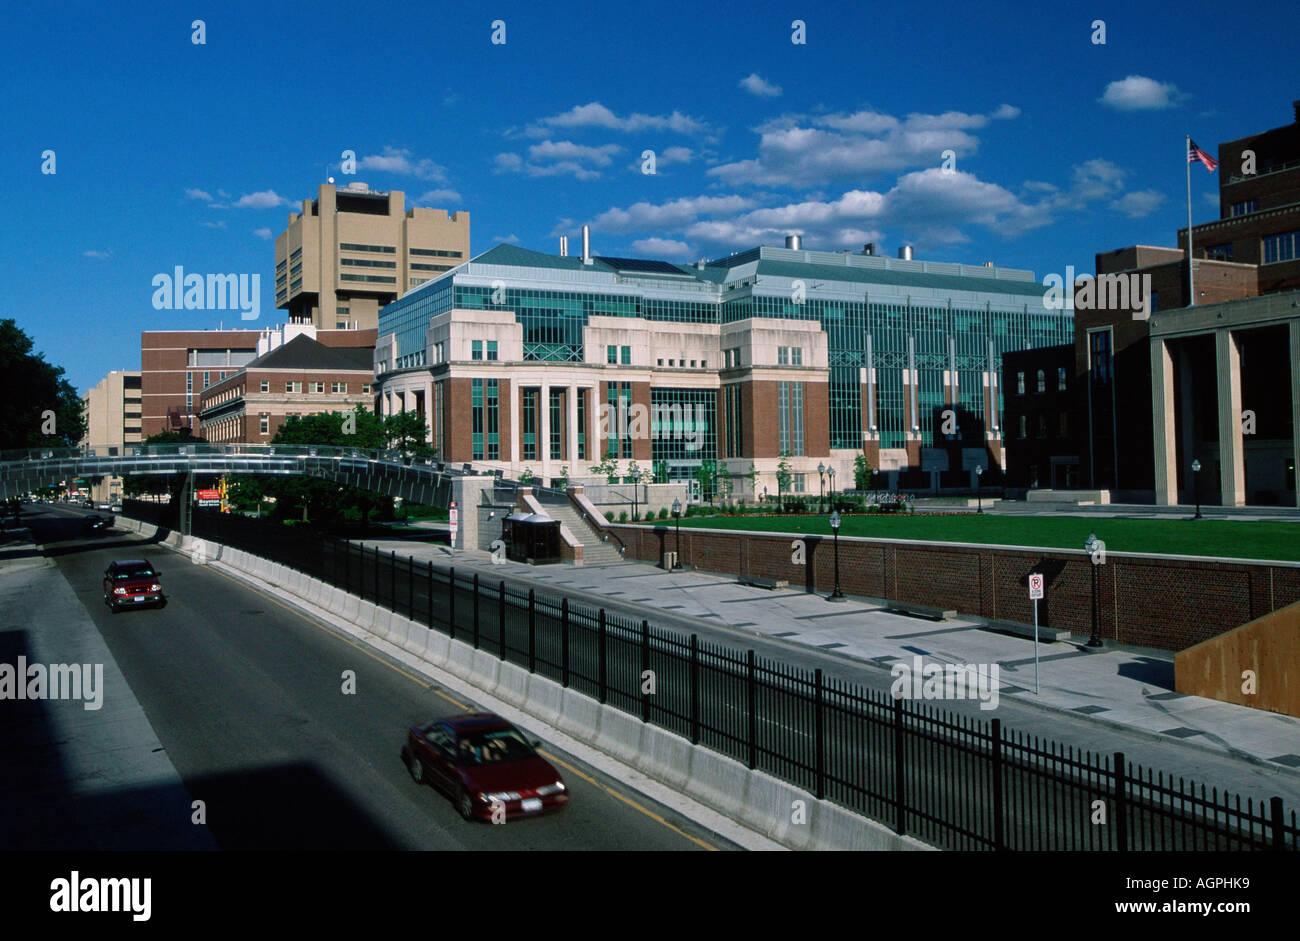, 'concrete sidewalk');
352,539,1300,781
